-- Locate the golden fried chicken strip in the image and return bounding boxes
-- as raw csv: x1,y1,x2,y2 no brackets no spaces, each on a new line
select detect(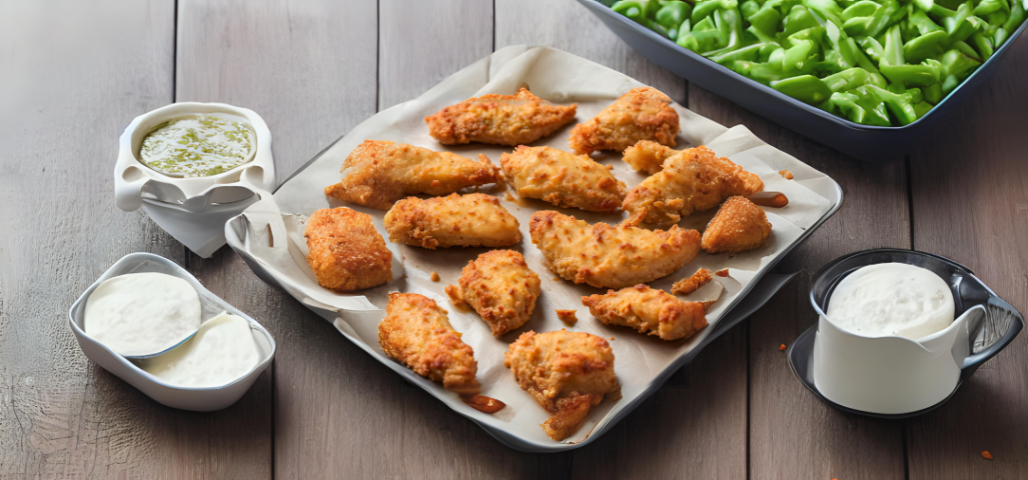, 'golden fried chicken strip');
379,293,480,395
701,196,772,254
383,193,521,249
582,284,708,341
568,87,680,155
425,87,577,146
445,250,541,336
324,140,500,210
623,146,764,228
304,208,392,292
500,145,626,213
529,211,700,289
505,329,620,441
622,140,679,174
